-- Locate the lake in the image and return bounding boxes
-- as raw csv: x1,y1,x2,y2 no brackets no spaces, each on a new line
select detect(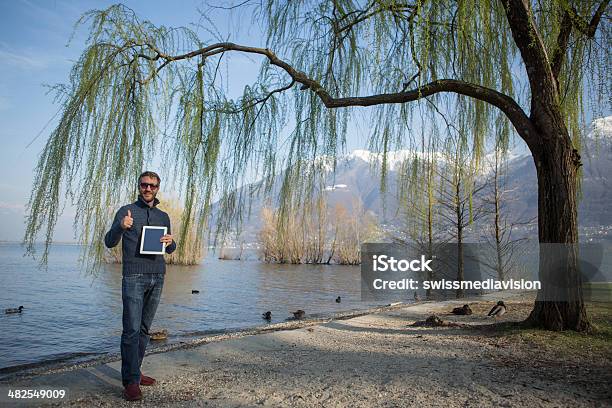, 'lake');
0,243,393,378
